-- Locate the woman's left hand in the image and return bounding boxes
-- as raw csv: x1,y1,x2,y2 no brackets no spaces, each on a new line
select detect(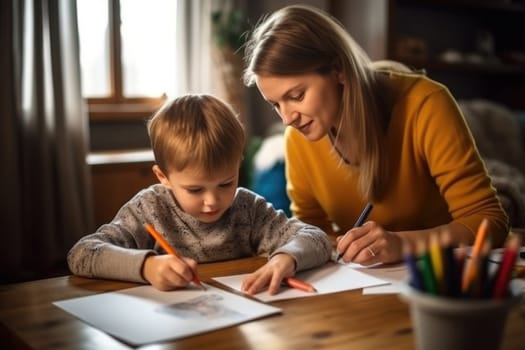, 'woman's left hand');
335,221,403,264
241,253,296,295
